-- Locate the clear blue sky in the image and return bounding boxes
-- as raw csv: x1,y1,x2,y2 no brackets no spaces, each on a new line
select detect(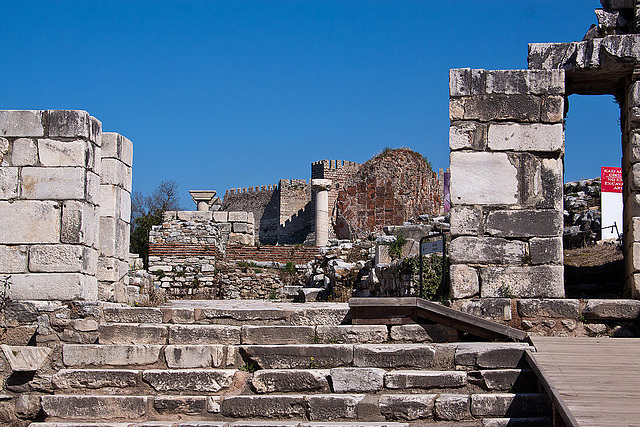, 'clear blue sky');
1,1,618,208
